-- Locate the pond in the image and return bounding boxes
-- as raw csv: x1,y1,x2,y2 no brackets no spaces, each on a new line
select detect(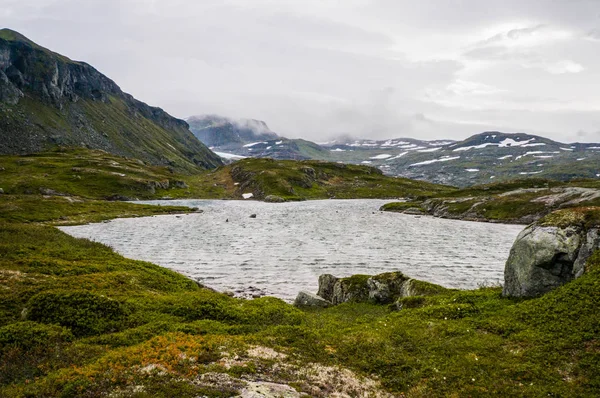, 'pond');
60,199,524,302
